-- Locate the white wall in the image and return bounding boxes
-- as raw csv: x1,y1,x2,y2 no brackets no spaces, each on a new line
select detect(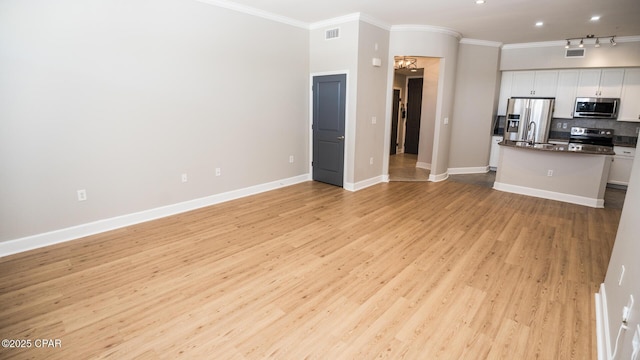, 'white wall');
388,27,460,180
601,145,640,359
354,22,390,184
449,42,501,170
0,0,309,243
309,20,359,186
501,38,640,70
